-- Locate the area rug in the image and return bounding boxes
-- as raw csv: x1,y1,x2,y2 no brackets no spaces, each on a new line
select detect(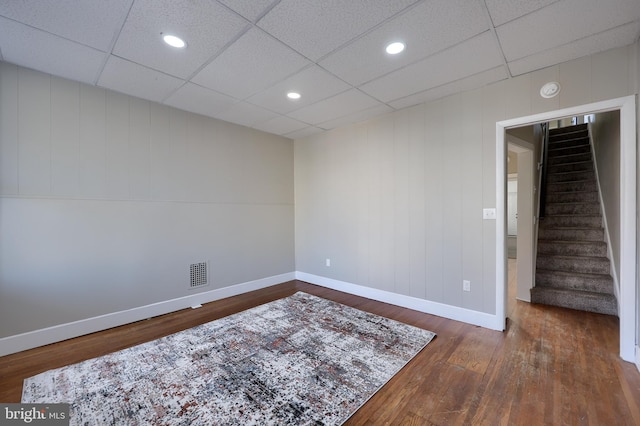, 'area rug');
22,292,436,425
